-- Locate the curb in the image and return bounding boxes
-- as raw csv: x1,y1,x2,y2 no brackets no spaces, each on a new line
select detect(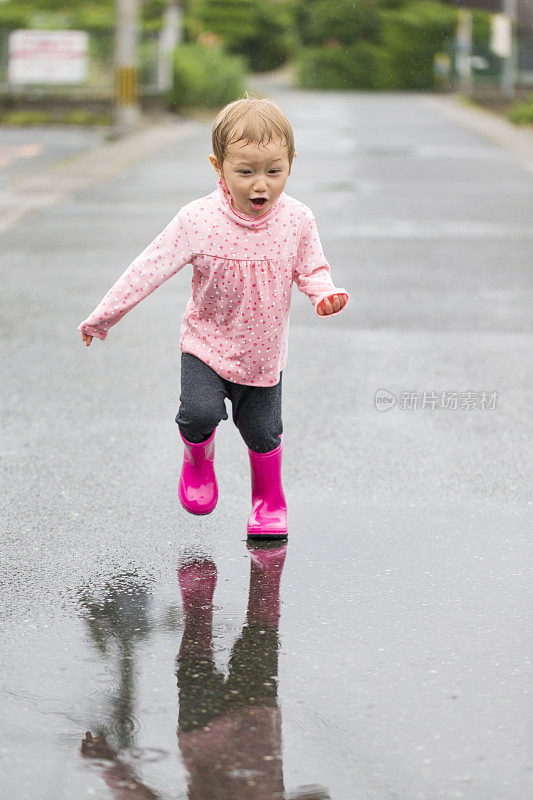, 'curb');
421,92,533,172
